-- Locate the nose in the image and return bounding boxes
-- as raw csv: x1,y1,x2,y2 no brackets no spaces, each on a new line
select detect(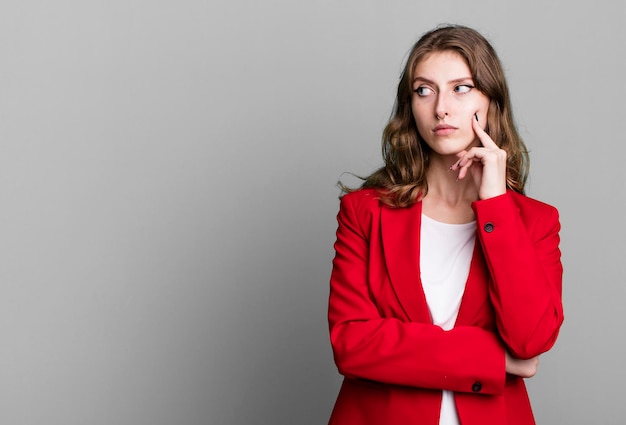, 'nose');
435,93,448,120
